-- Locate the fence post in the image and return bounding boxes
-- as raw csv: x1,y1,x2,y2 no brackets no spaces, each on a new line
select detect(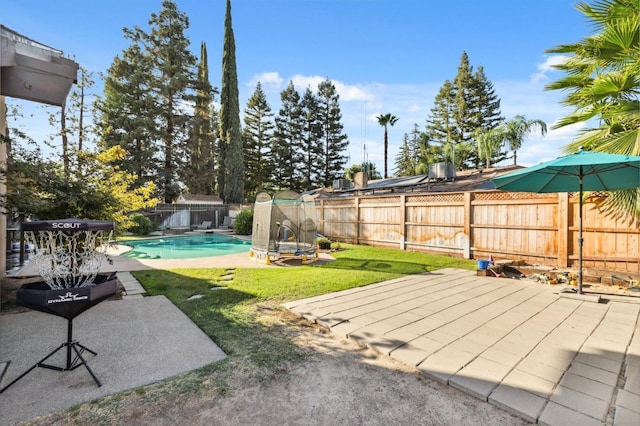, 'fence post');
557,192,569,267
463,192,472,259
354,196,360,244
318,199,325,237
399,194,406,250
